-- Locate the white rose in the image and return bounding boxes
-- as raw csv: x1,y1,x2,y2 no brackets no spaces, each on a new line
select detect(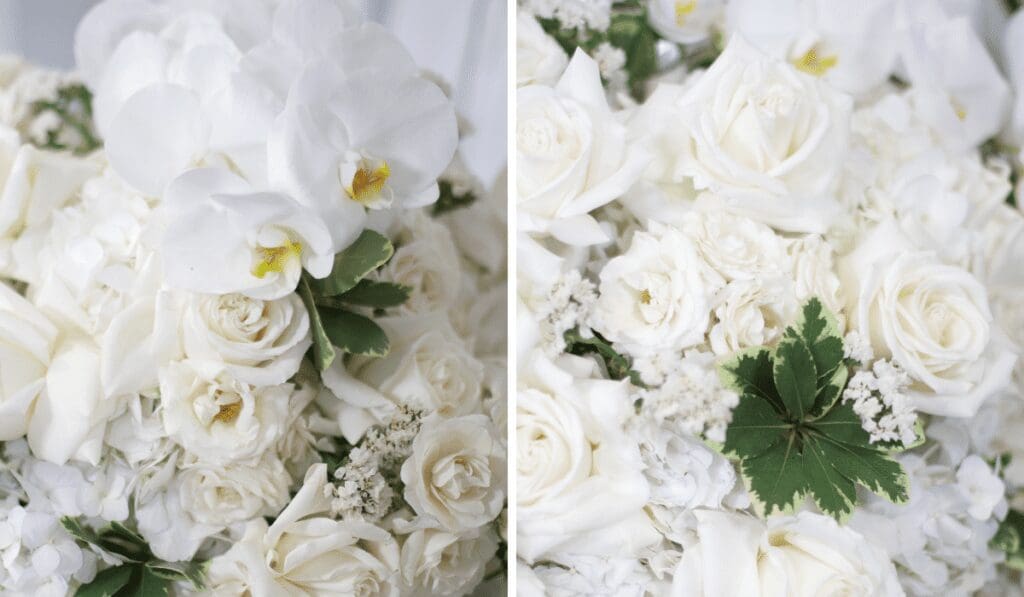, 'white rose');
840,223,1017,417
709,277,798,355
672,36,852,233
178,453,290,527
786,234,844,318
27,341,118,466
518,51,649,245
159,360,290,464
382,212,462,316
181,291,310,386
517,352,659,563
592,221,722,356
517,14,568,87
323,316,485,442
206,464,401,596
398,523,499,597
680,204,789,282
400,414,506,534
0,282,56,441
672,510,904,596
648,0,723,45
